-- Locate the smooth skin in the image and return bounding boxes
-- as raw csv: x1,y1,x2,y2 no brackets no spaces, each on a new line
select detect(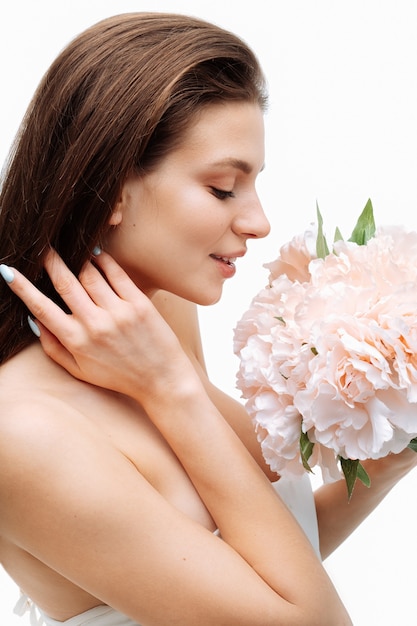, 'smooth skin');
0,252,351,626
104,102,270,305
1,101,413,625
